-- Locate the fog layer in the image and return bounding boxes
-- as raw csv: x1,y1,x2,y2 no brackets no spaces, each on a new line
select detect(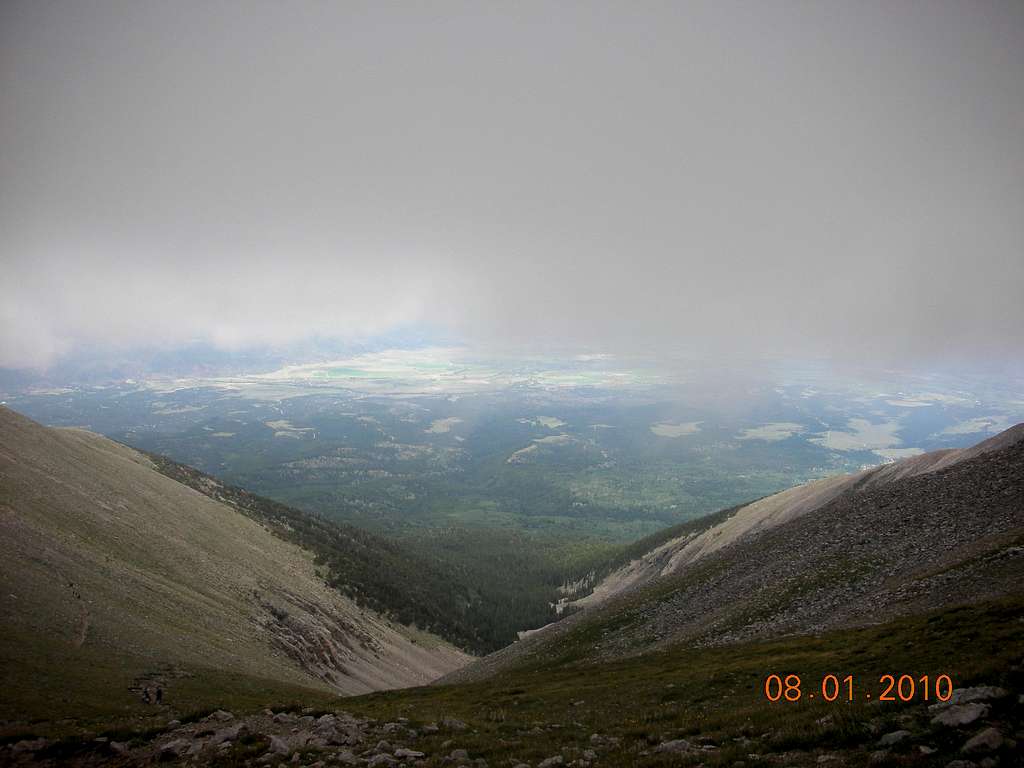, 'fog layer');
2,1,1022,369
